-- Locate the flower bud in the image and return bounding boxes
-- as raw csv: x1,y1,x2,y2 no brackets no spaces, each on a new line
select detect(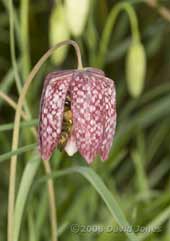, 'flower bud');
126,42,146,98
65,0,90,37
49,4,70,65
